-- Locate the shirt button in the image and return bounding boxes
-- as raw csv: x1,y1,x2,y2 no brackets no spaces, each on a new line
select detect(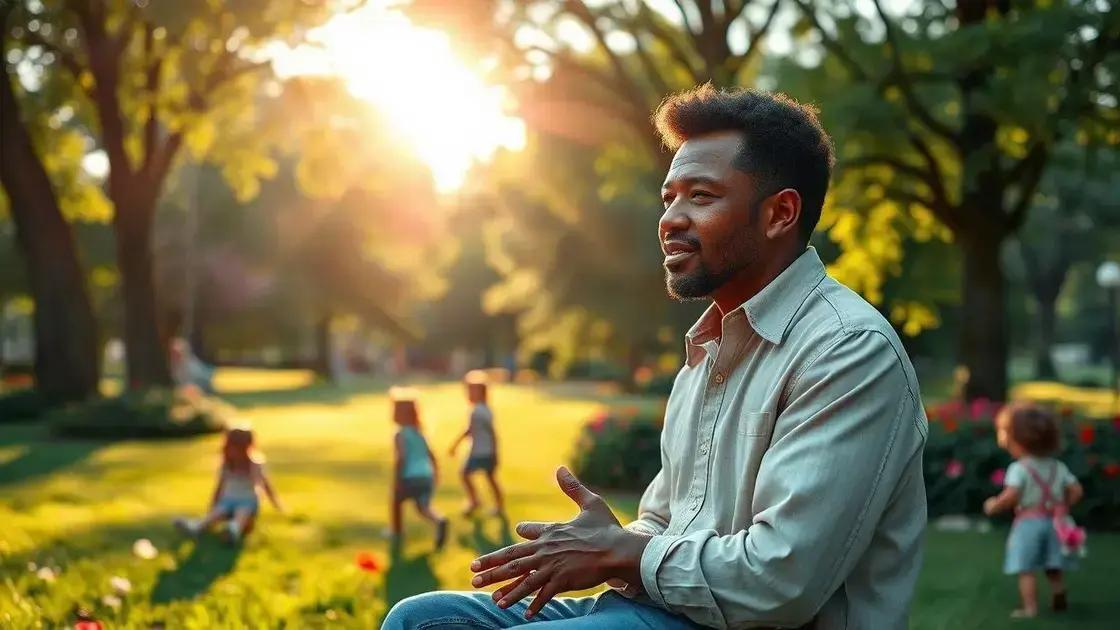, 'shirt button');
714,373,725,384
